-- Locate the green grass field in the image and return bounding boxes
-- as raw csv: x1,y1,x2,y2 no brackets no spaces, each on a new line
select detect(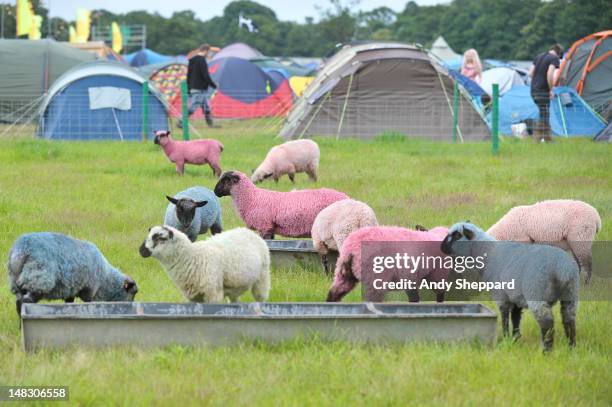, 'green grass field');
0,127,611,405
